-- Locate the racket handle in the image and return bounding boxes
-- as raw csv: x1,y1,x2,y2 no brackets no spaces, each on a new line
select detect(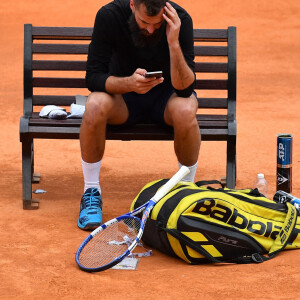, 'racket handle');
152,166,190,203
